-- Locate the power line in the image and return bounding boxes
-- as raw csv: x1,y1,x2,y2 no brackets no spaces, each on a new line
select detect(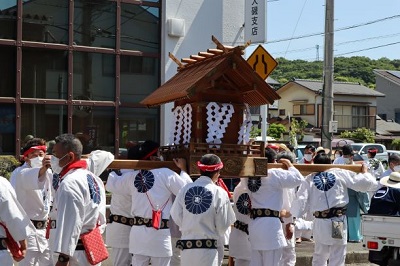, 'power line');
335,41,400,56
266,14,400,44
270,32,400,55
284,0,309,58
